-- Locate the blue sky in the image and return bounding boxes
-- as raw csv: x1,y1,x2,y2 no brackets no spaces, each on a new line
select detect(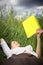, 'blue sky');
18,0,43,8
